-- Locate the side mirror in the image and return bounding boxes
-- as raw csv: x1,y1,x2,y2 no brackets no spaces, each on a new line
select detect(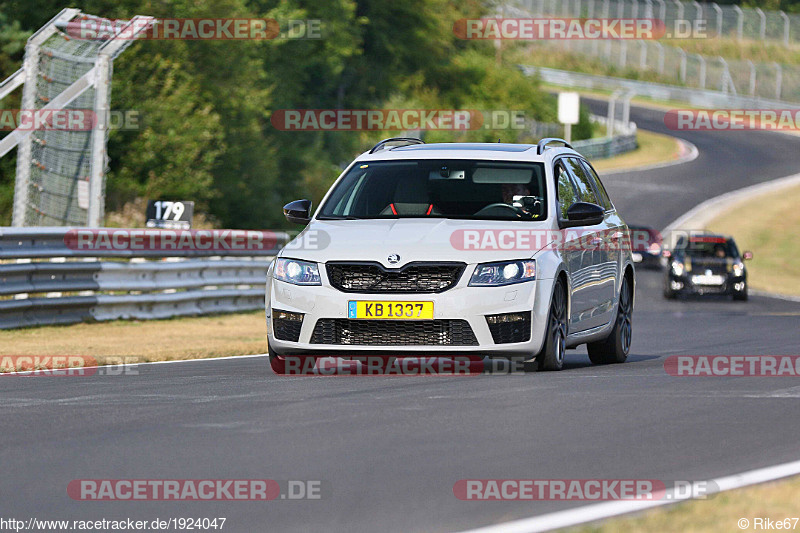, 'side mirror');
742,250,753,260
561,202,604,228
283,199,312,225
